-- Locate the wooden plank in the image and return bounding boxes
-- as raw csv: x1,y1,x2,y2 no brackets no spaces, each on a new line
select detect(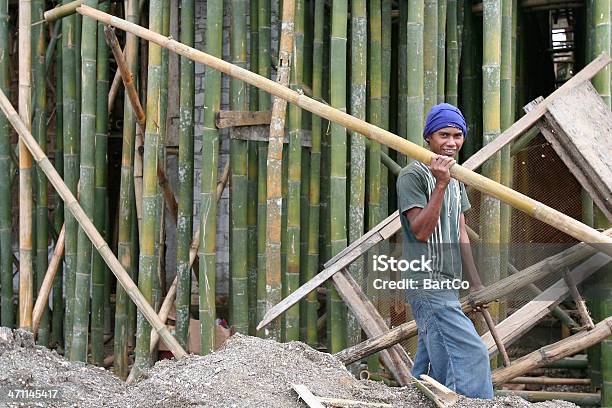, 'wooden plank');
481,253,610,356
215,110,272,128
229,125,312,147
462,54,611,171
291,384,325,408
